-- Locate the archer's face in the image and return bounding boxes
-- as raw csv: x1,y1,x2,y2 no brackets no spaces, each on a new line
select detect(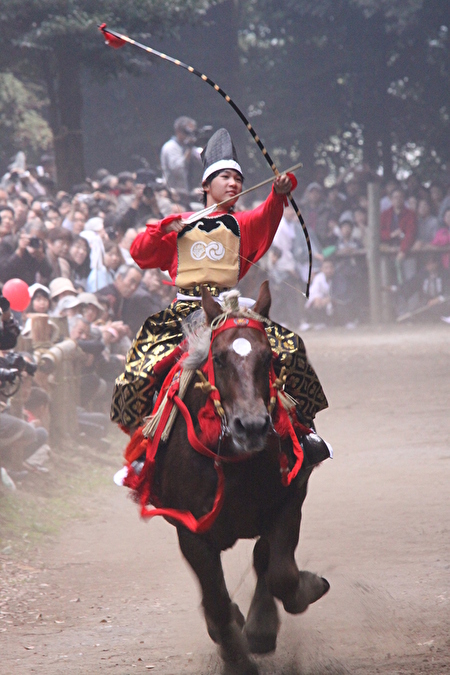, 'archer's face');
204,170,243,208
